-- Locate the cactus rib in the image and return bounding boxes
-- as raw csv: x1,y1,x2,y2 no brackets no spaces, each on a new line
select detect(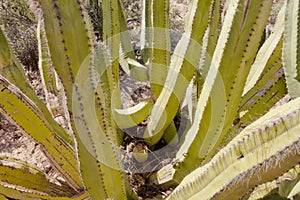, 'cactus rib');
167,97,300,200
